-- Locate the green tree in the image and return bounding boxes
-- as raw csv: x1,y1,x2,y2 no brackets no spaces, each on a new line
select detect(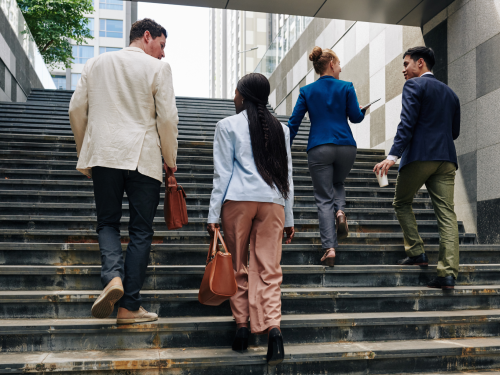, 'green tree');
18,0,94,69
